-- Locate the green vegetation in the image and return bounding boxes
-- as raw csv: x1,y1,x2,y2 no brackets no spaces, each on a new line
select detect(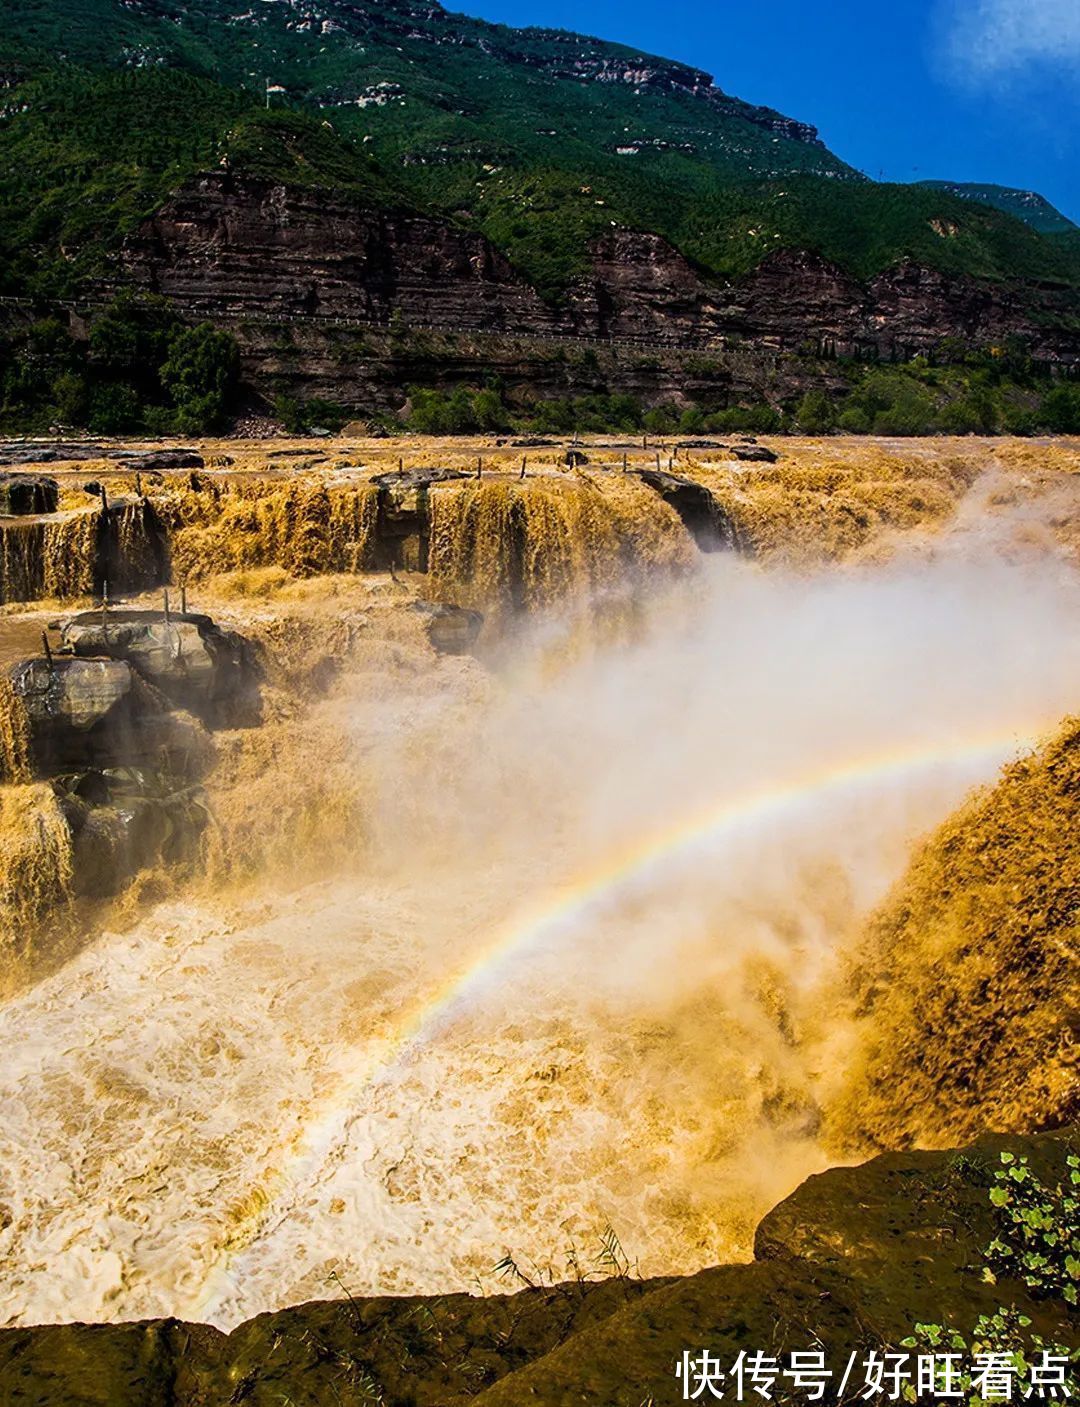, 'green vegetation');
391,351,1078,439
0,295,240,432
898,1152,1080,1403
987,1152,1080,1306
917,182,1077,236
4,306,1076,438
903,1311,1078,1405
0,0,1078,304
